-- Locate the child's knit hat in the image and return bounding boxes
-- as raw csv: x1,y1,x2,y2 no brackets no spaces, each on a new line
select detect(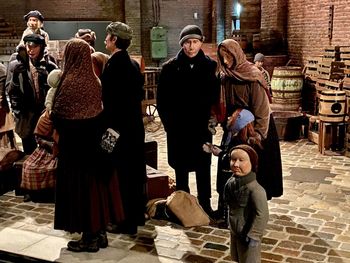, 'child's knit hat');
230,144,259,172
